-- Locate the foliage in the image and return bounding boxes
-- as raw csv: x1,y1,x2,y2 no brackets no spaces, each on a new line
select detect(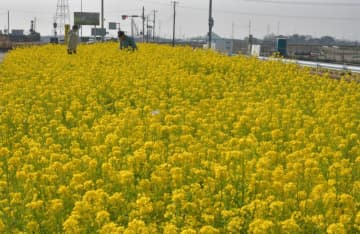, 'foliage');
0,43,359,233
